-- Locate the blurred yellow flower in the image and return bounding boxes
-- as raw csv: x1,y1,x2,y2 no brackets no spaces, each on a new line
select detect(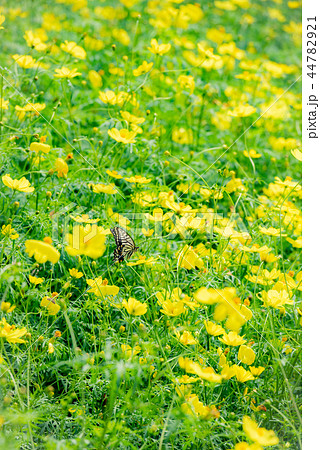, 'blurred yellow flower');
0,318,27,343
41,296,60,315
61,41,86,59
53,158,68,177
160,300,185,317
233,365,255,382
249,366,265,376
219,331,246,346
1,224,19,240
108,128,137,144
1,302,16,313
69,268,83,278
133,61,153,76
65,225,106,259
148,39,171,55
54,67,82,79
243,416,279,446
25,240,60,264
12,54,37,68
99,90,117,104
15,103,46,120
88,70,102,88
2,174,34,193
291,148,302,161
123,297,147,316
176,245,204,270
238,345,256,365
24,30,47,51
48,342,55,353
29,275,44,285
125,175,152,184
88,183,117,194
177,75,195,94
0,15,5,30
30,142,50,154
204,321,225,336
243,149,261,158
228,103,256,117
87,277,119,297
107,169,122,179
0,98,9,110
